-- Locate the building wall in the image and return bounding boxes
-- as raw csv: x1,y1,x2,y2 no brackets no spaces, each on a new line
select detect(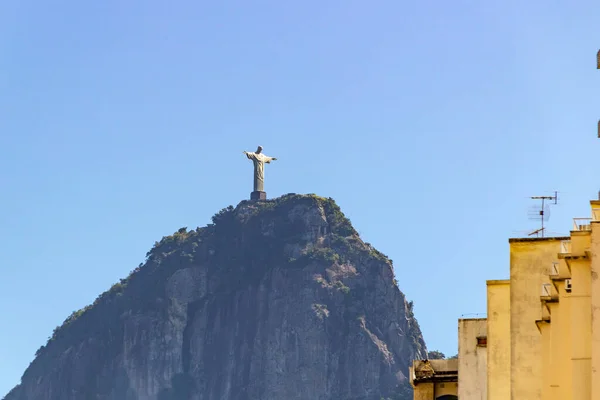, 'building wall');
413,382,434,400
509,238,564,400
457,318,487,400
541,281,573,400
566,219,592,400
434,382,457,398
569,257,591,400
589,205,600,400
538,320,551,400
486,280,510,400
554,279,572,400
546,300,562,400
